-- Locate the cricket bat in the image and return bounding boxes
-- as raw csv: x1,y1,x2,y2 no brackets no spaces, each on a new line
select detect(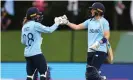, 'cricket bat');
98,20,114,64
106,41,114,64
